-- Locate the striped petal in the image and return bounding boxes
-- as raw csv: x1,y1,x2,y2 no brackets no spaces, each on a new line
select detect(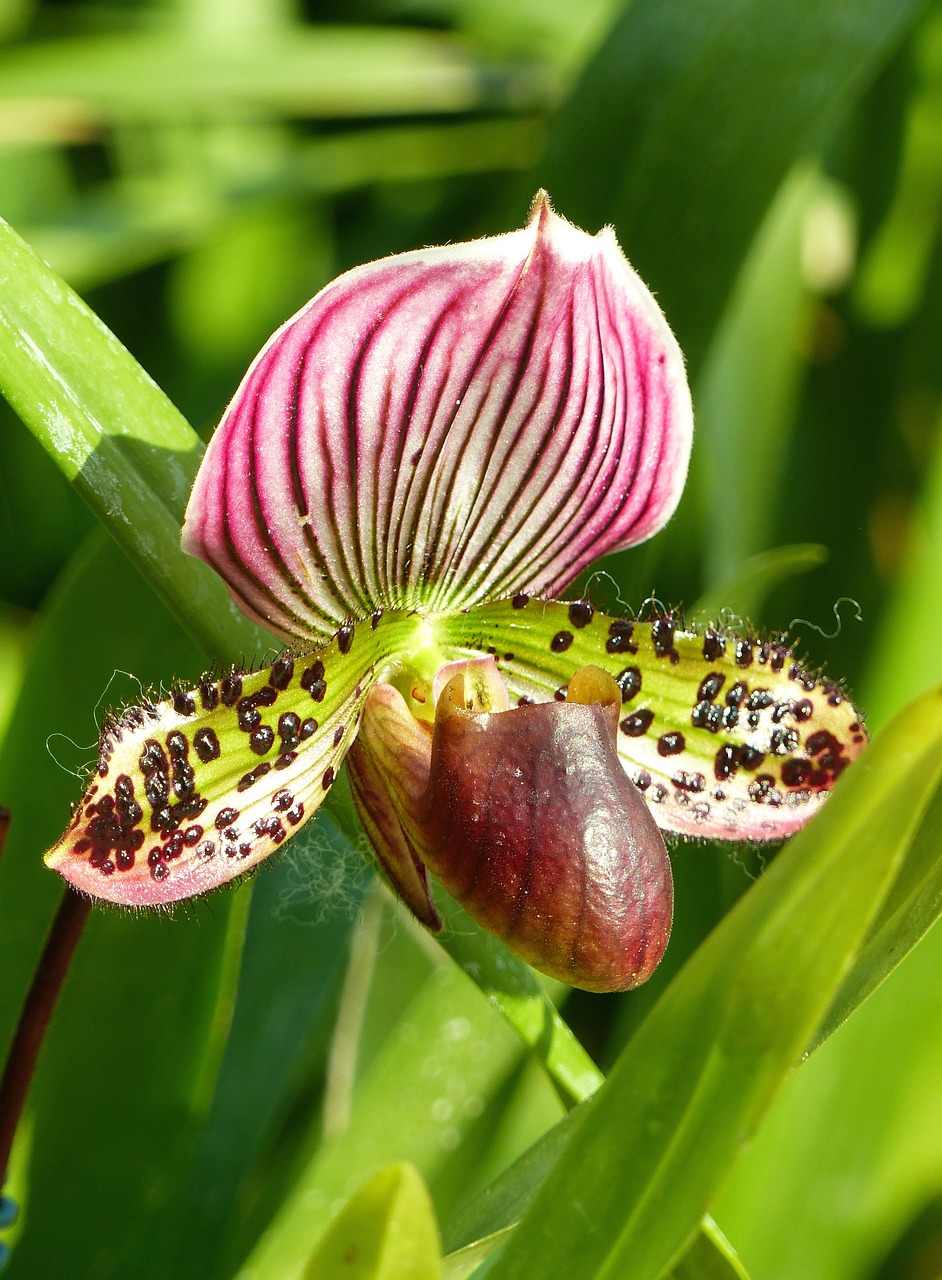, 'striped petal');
44,611,423,906
183,193,693,643
437,599,868,842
